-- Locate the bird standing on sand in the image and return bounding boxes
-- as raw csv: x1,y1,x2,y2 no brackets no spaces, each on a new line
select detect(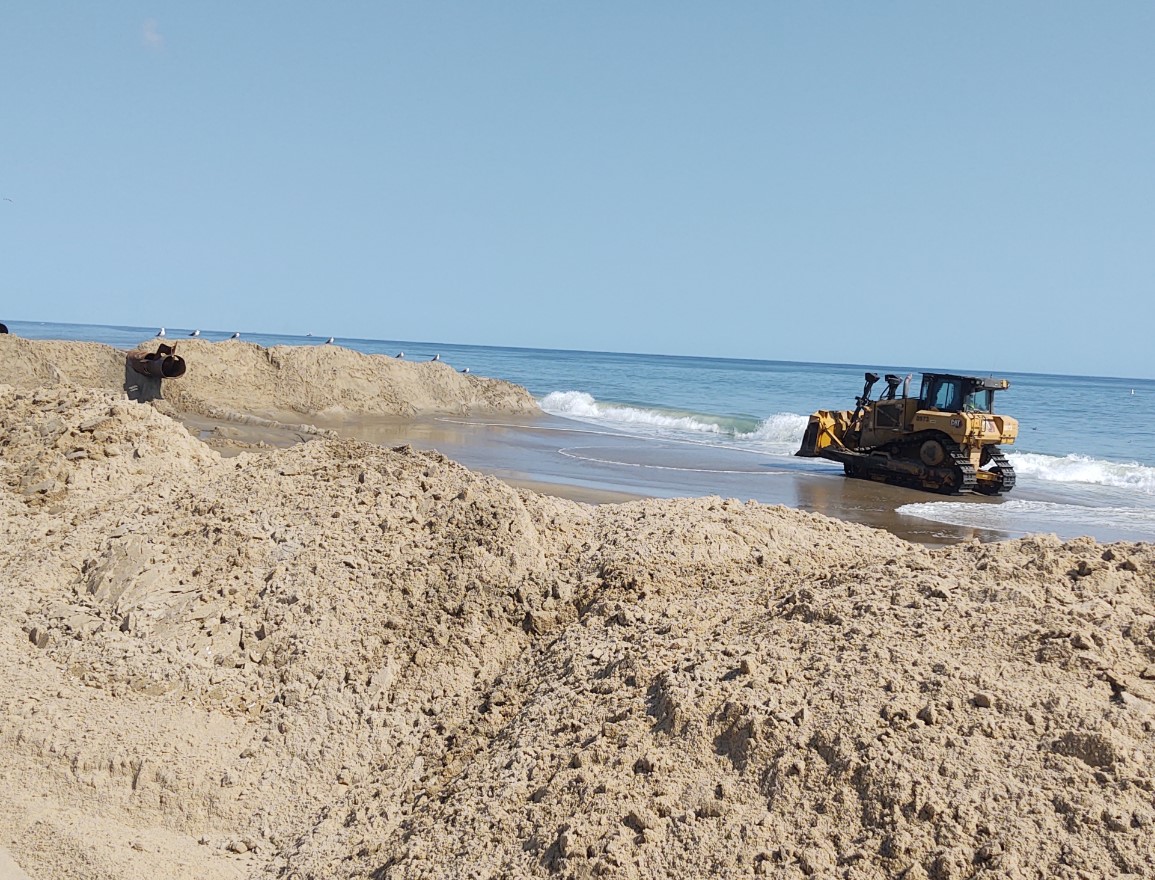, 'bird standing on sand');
156,327,166,337
190,329,200,337
460,367,470,374
325,337,334,344
431,353,440,362
230,332,240,339
396,351,404,358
